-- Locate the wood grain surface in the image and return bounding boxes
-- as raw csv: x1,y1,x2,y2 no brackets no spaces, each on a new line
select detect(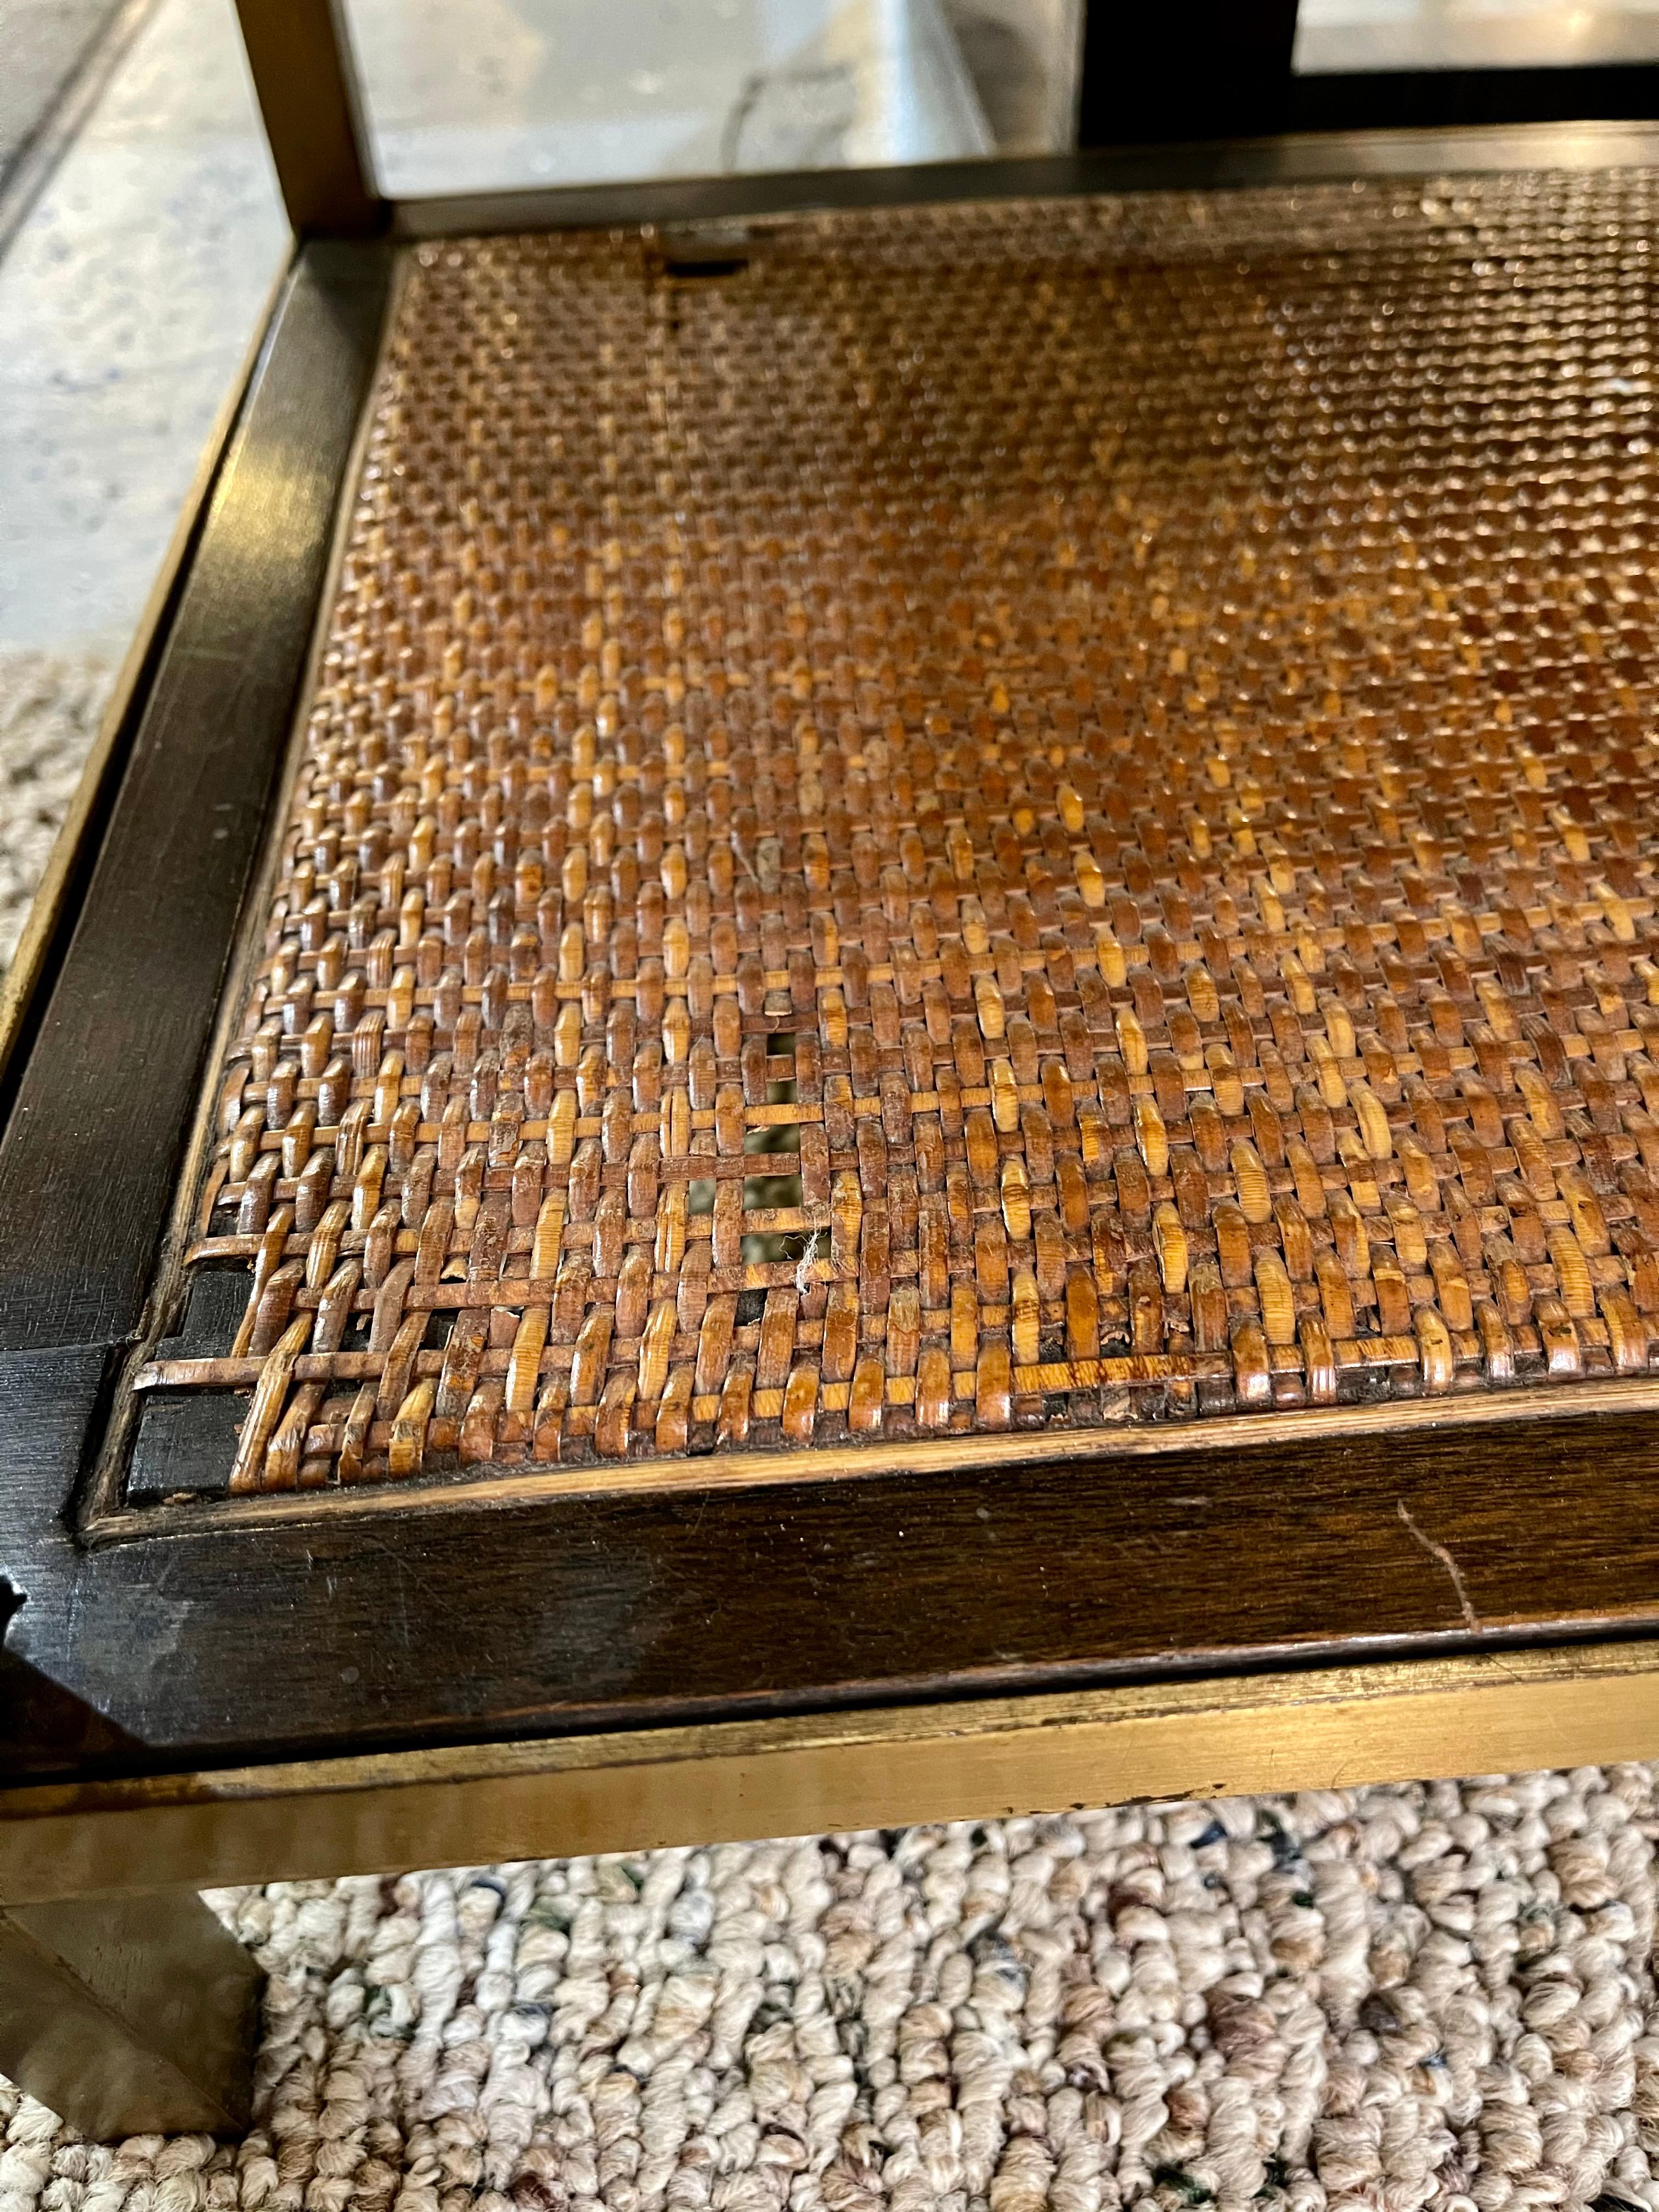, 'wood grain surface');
5,1372,1659,1773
